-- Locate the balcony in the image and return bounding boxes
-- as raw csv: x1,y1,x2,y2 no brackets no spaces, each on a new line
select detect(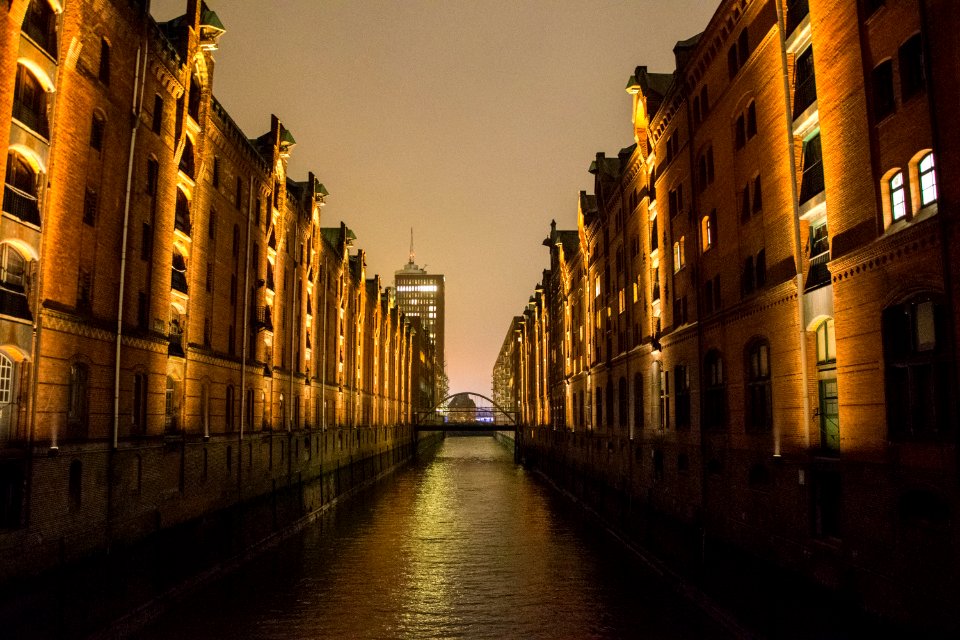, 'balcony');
805,252,831,292
799,160,825,205
652,282,661,302
2,185,41,227
256,305,274,332
171,268,189,294
793,75,817,121
174,213,191,237
786,0,809,38
11,100,48,140
167,330,185,358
